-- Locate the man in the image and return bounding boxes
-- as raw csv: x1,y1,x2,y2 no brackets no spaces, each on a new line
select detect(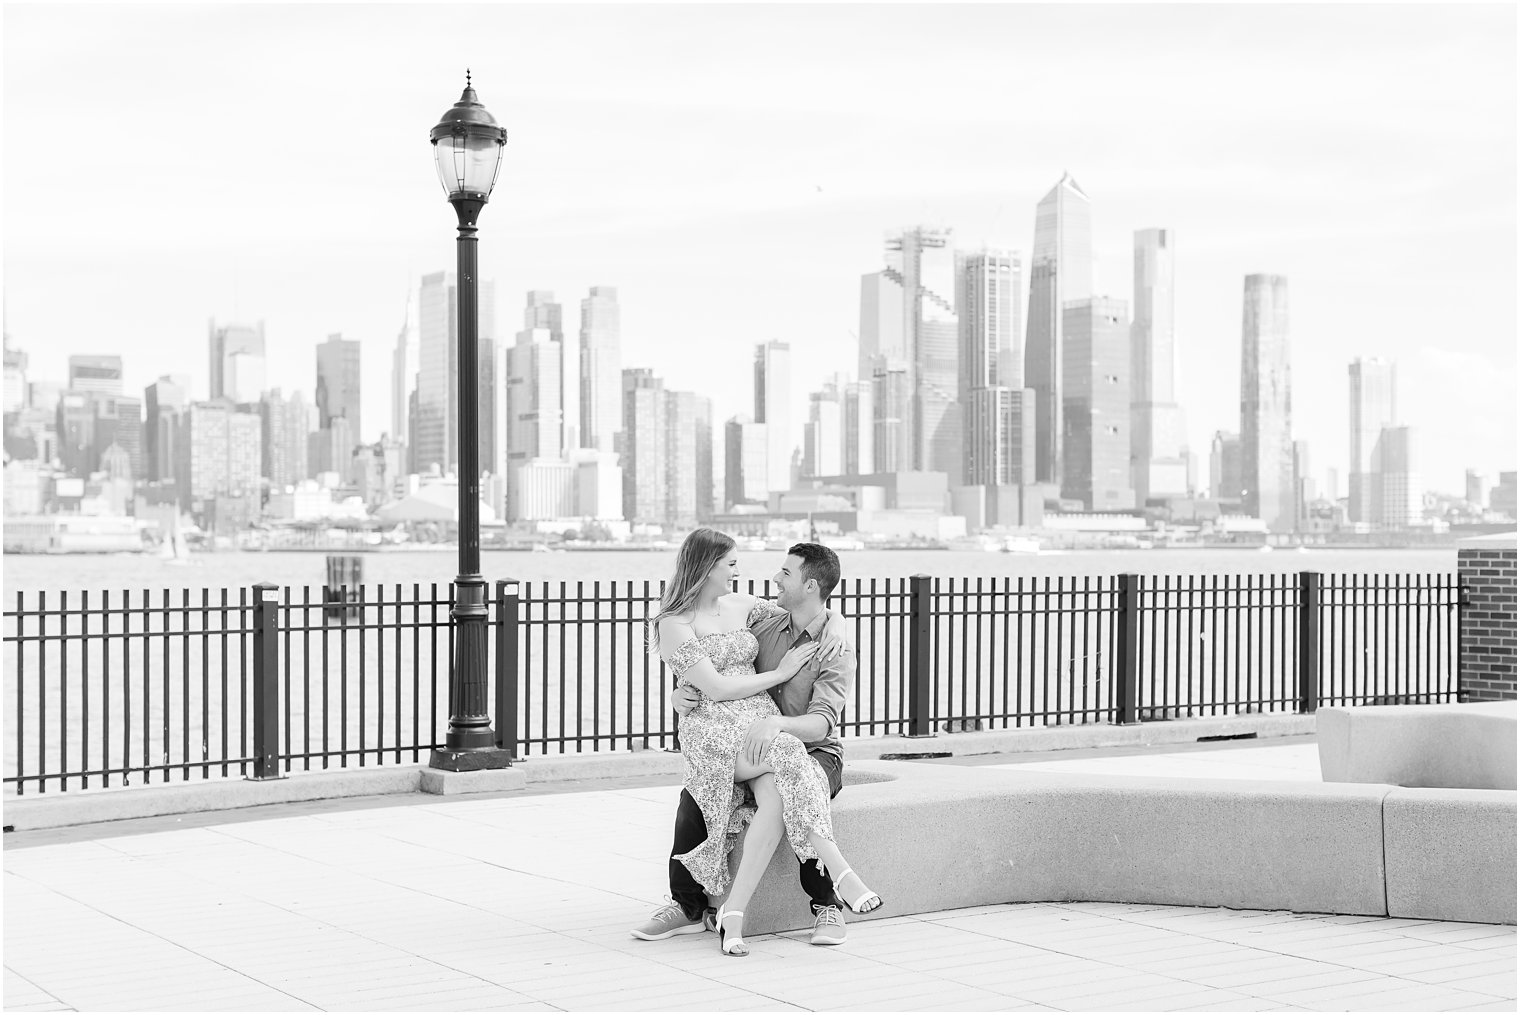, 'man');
631,542,856,946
